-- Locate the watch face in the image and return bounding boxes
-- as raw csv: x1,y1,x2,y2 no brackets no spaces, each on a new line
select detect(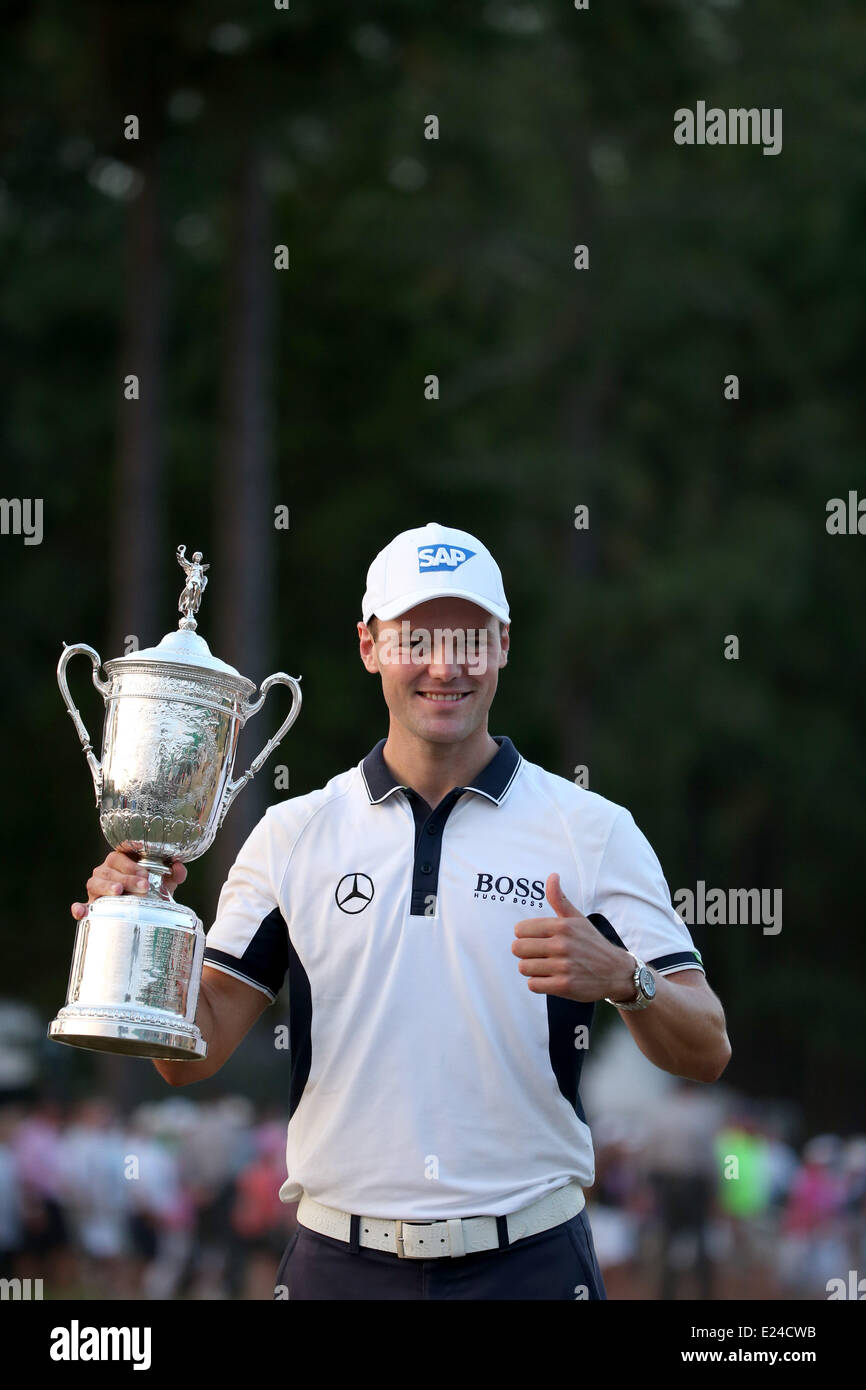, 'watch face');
639,966,656,998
